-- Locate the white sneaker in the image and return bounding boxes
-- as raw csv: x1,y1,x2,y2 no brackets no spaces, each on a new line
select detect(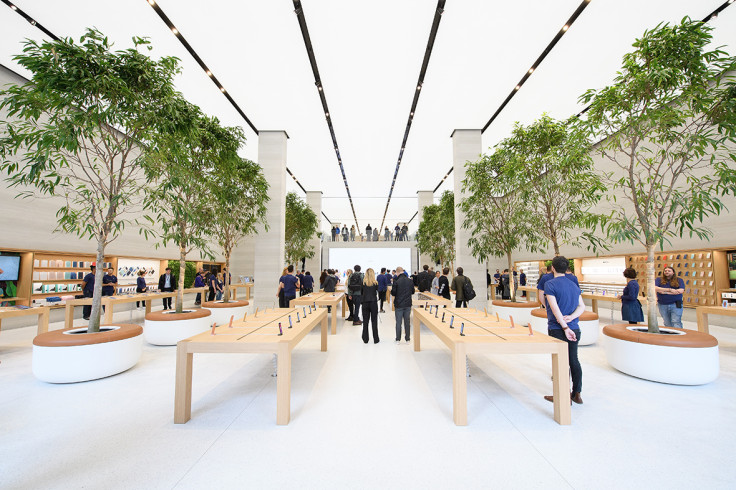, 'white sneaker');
395,340,401,345
405,339,411,344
